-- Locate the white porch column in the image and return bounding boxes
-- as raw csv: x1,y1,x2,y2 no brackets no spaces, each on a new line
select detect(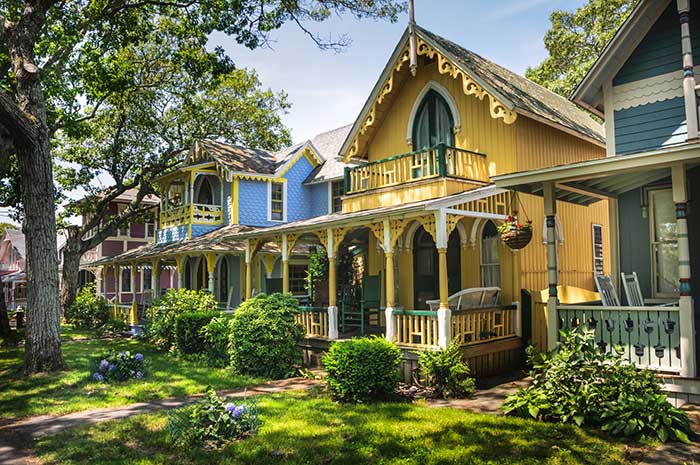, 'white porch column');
151,258,160,299
115,265,122,304
282,235,290,294
678,0,699,139
95,266,103,297
382,219,397,343
543,183,559,351
673,164,696,377
435,209,452,349
326,228,339,340
245,240,252,299
206,253,216,296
